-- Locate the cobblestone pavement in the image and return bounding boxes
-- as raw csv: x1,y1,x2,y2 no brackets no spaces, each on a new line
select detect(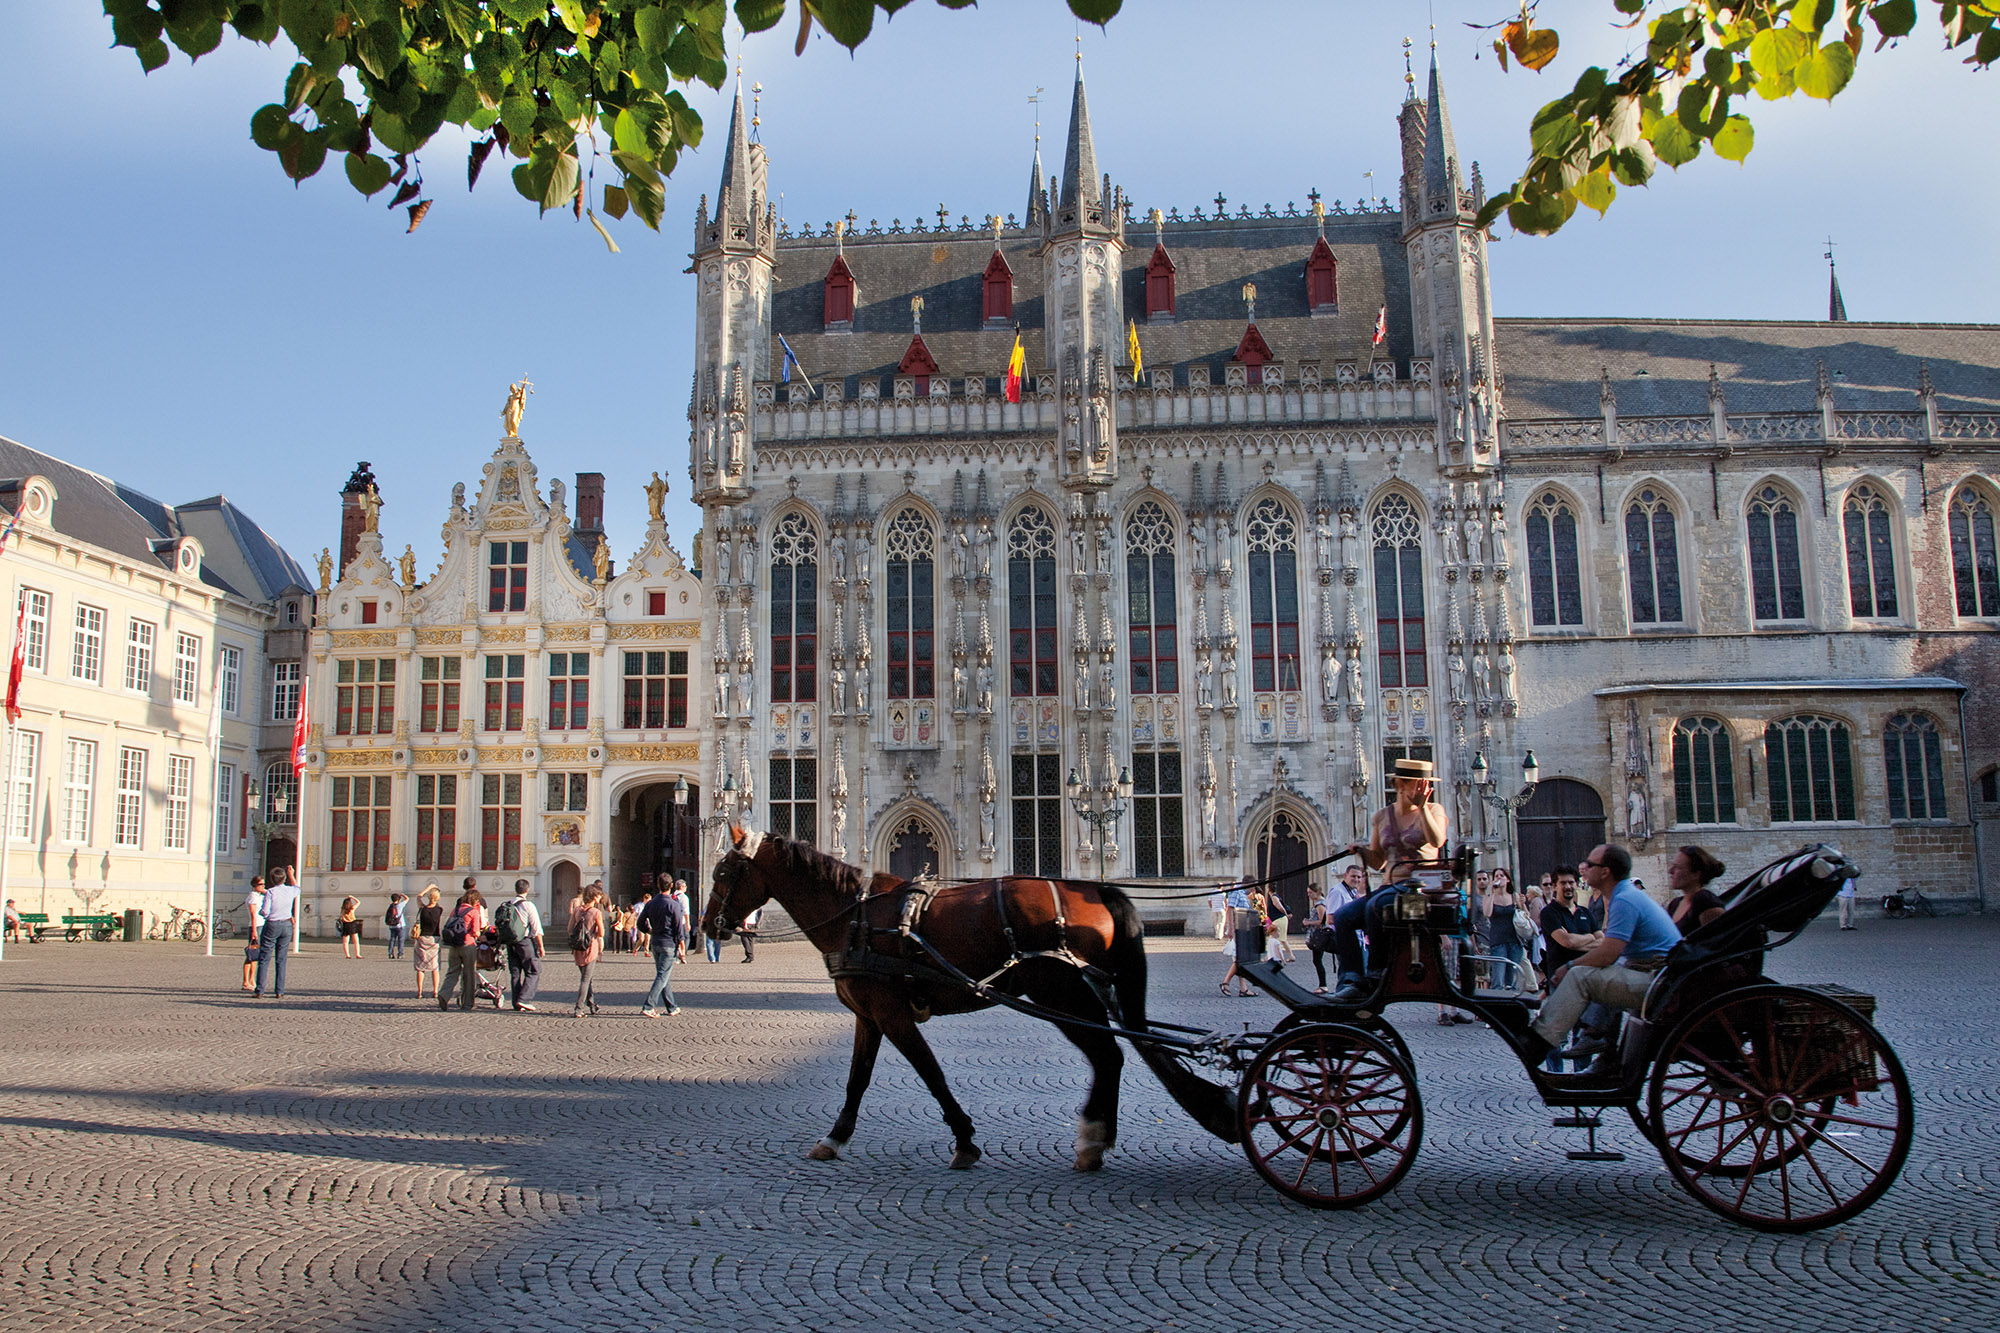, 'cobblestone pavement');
0,916,1993,1333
